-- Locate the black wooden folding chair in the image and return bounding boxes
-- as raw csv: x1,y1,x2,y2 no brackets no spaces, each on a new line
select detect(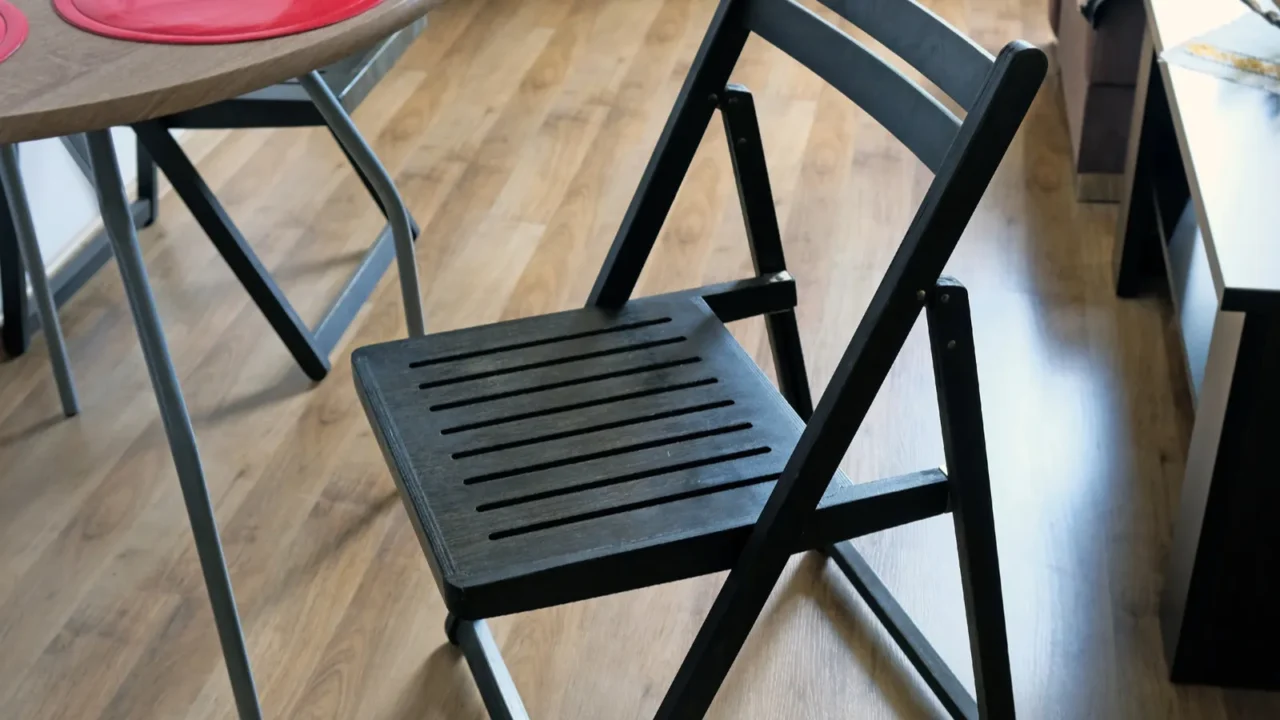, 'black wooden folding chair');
352,0,1045,716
